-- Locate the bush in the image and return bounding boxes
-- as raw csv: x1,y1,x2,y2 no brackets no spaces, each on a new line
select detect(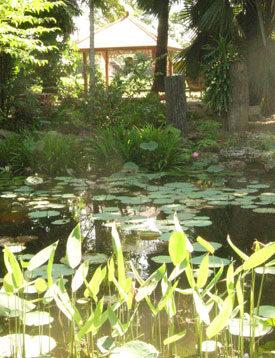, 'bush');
86,124,191,174
0,132,36,173
33,131,84,176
